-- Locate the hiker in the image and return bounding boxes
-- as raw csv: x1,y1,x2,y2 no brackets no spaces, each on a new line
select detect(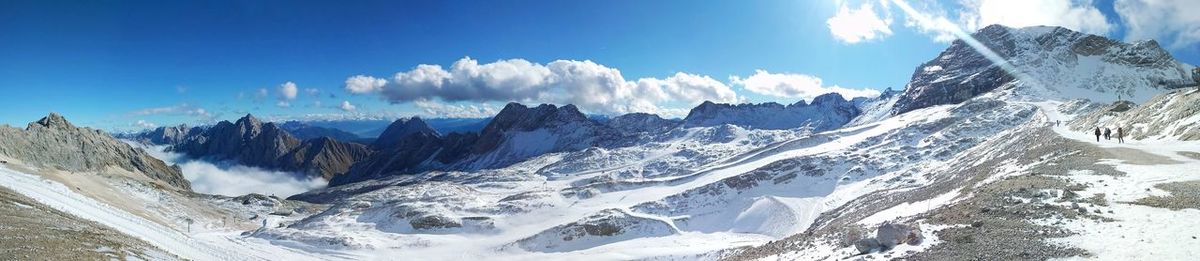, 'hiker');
1117,127,1125,144
1104,128,1112,140
1094,127,1101,142
1056,120,1060,126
